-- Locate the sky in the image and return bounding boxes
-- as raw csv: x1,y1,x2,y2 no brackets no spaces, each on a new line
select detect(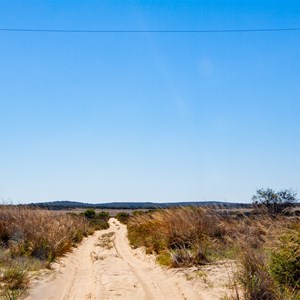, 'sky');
0,1,299,204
